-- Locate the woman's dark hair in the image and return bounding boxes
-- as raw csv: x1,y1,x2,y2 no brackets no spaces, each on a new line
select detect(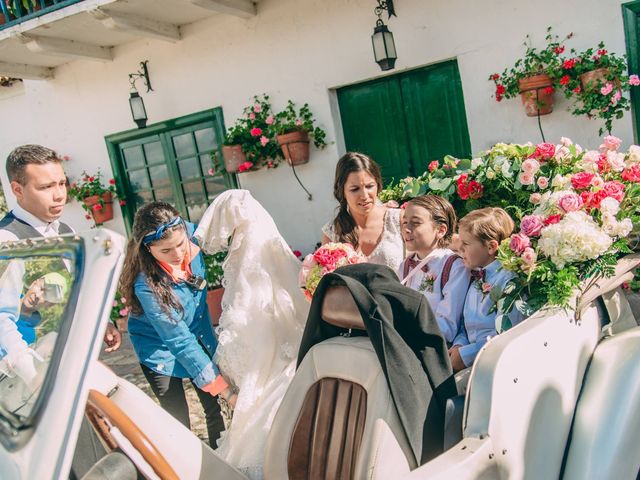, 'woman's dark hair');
408,195,457,247
120,202,186,317
332,152,383,248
